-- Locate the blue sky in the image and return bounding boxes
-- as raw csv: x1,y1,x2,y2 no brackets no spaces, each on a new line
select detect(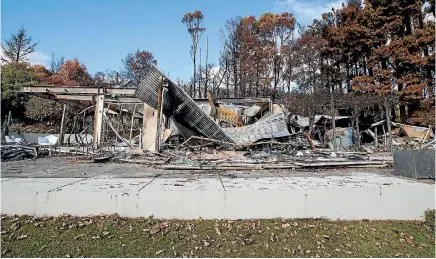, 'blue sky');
1,0,344,81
